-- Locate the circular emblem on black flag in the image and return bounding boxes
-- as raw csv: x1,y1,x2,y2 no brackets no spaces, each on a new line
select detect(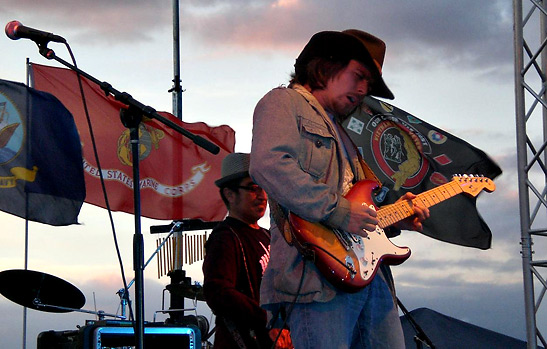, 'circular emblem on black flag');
371,119,430,190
